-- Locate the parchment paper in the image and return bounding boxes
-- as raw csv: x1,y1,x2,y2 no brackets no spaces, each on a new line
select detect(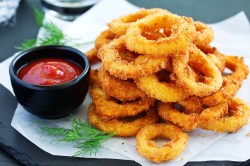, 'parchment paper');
0,0,250,165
